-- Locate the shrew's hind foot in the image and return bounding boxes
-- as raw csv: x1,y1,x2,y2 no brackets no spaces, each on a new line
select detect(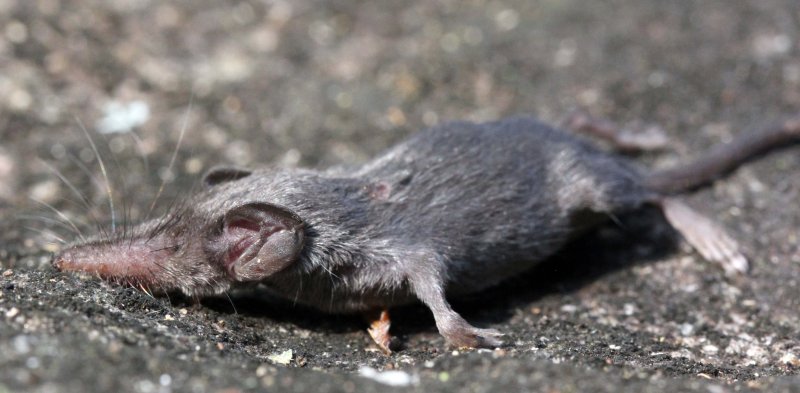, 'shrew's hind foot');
659,197,748,275
561,110,670,153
